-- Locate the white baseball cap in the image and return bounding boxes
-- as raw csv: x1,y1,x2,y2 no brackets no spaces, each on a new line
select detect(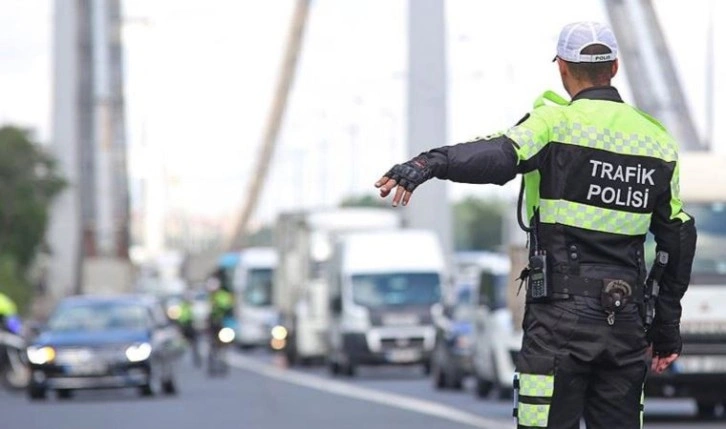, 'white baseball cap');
554,21,618,63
